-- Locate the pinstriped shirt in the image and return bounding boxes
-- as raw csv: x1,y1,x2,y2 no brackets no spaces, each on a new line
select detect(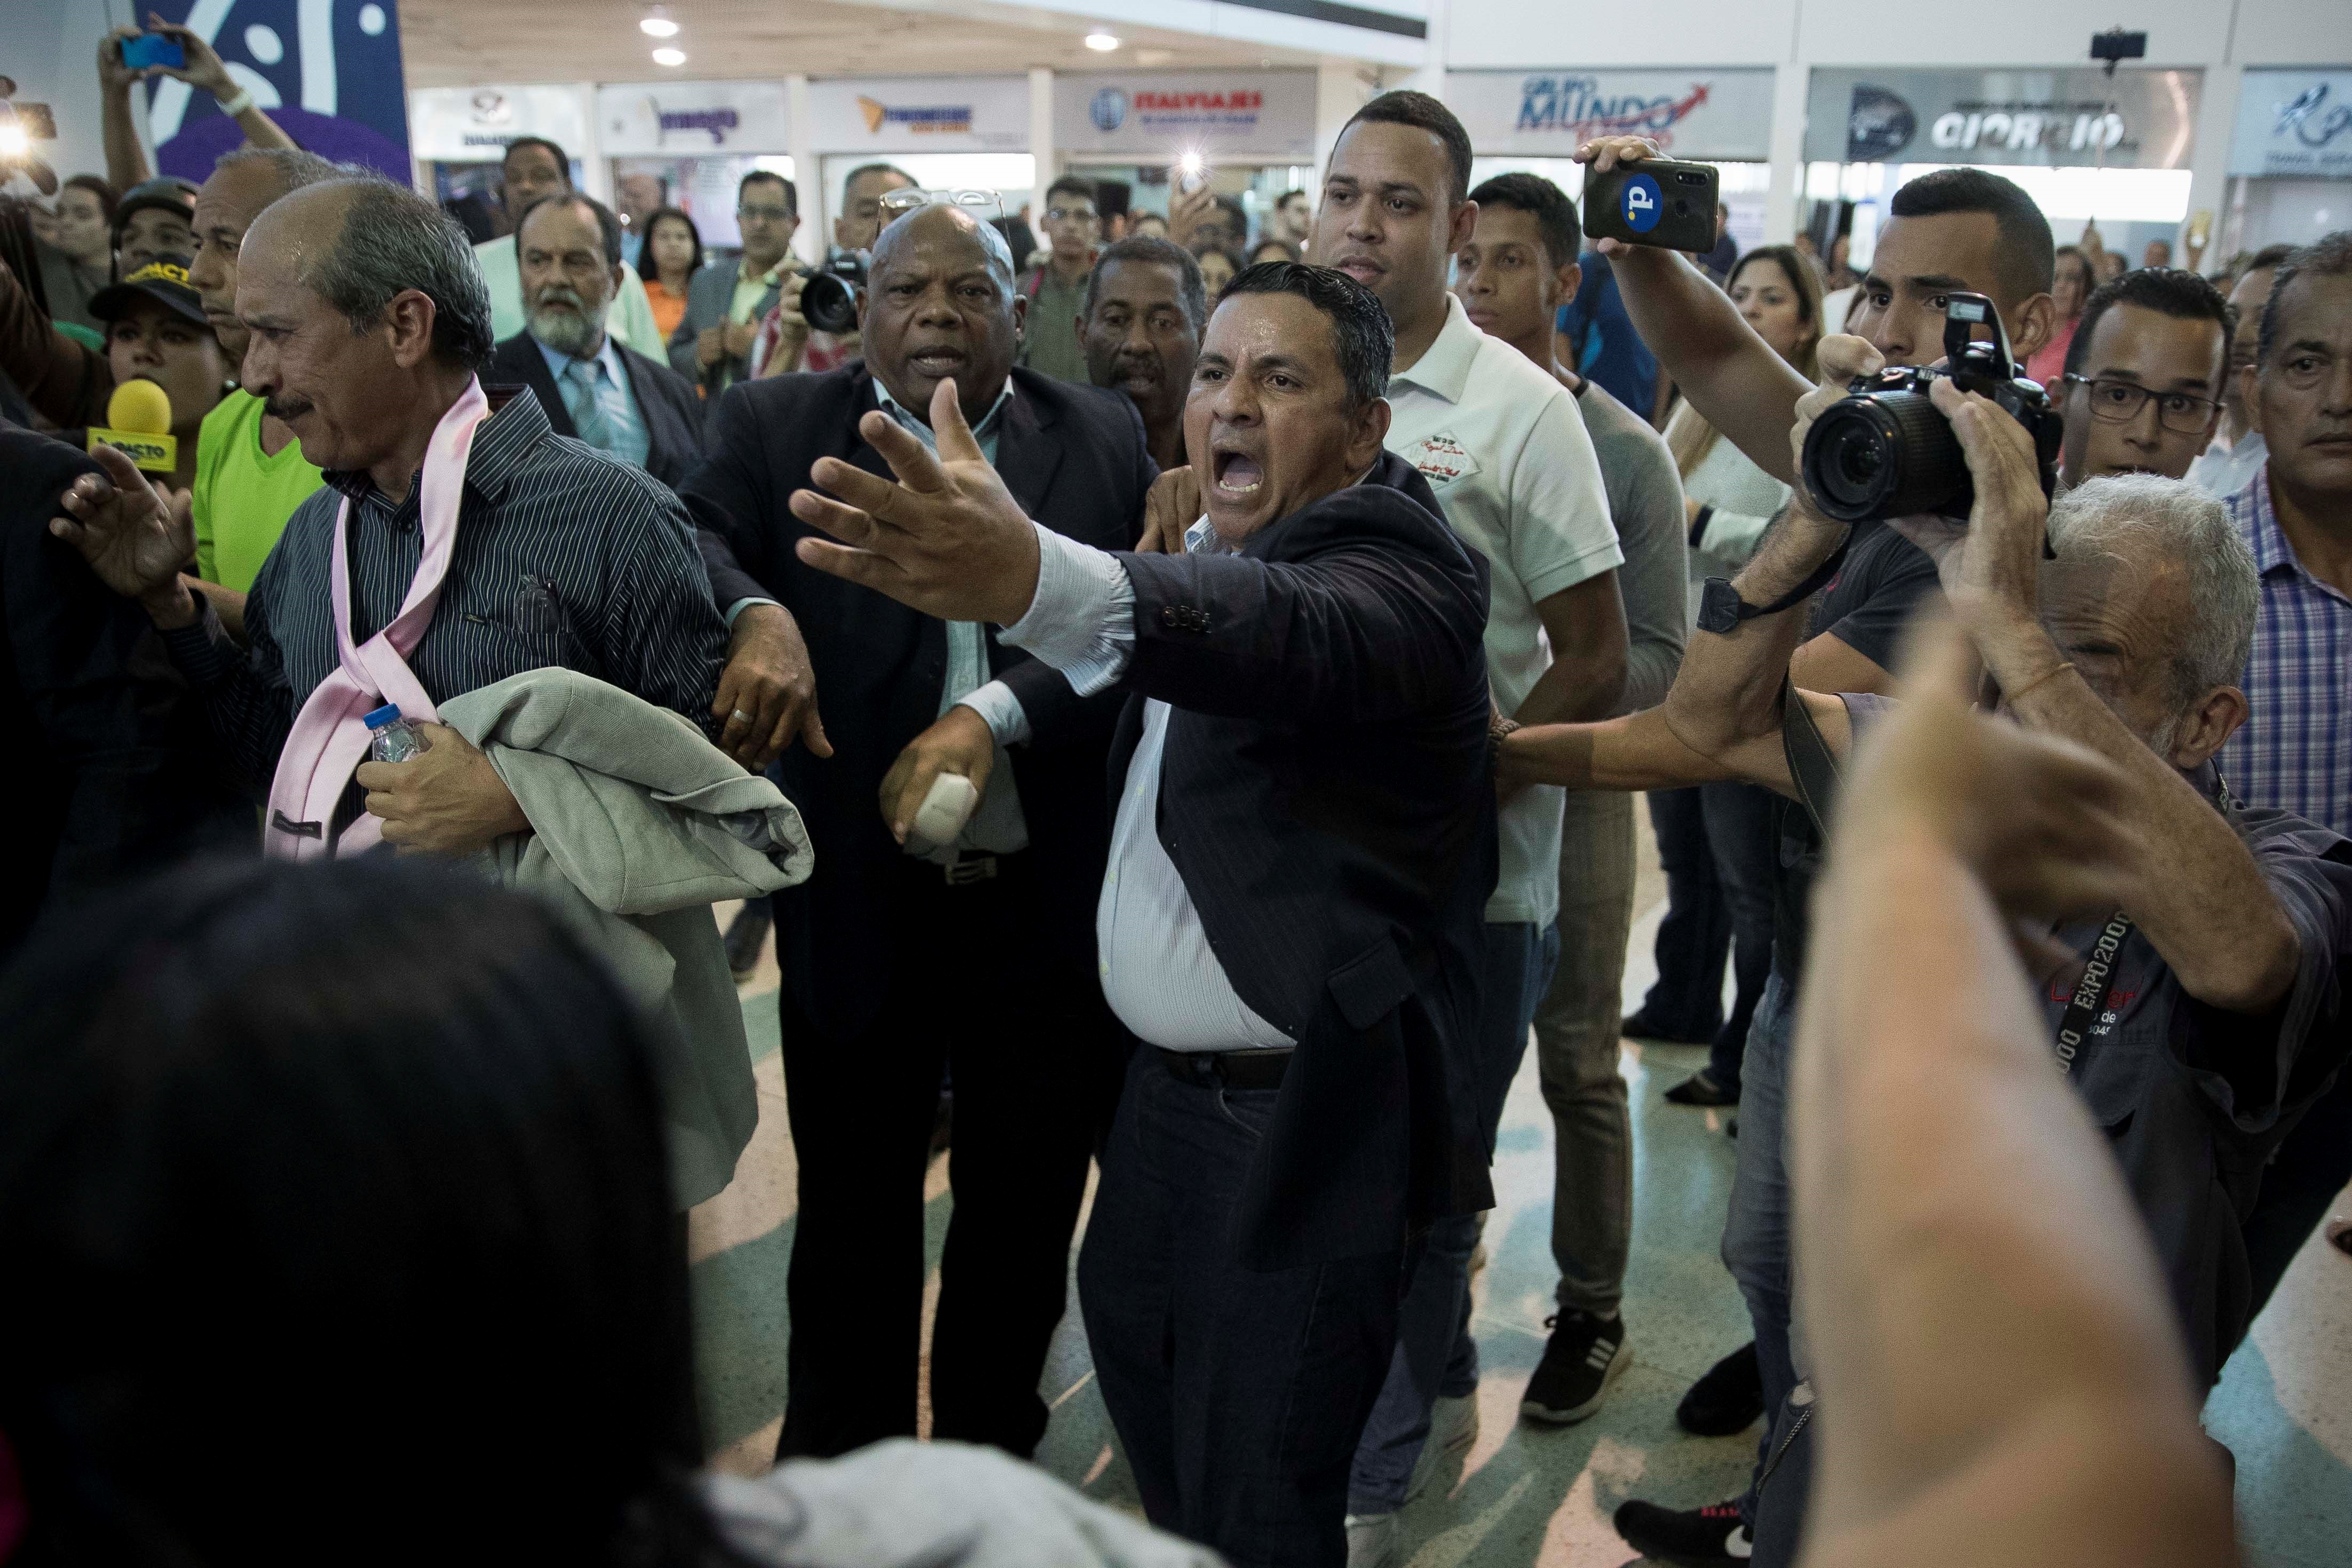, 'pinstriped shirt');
2219,466,2351,835
163,389,727,836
